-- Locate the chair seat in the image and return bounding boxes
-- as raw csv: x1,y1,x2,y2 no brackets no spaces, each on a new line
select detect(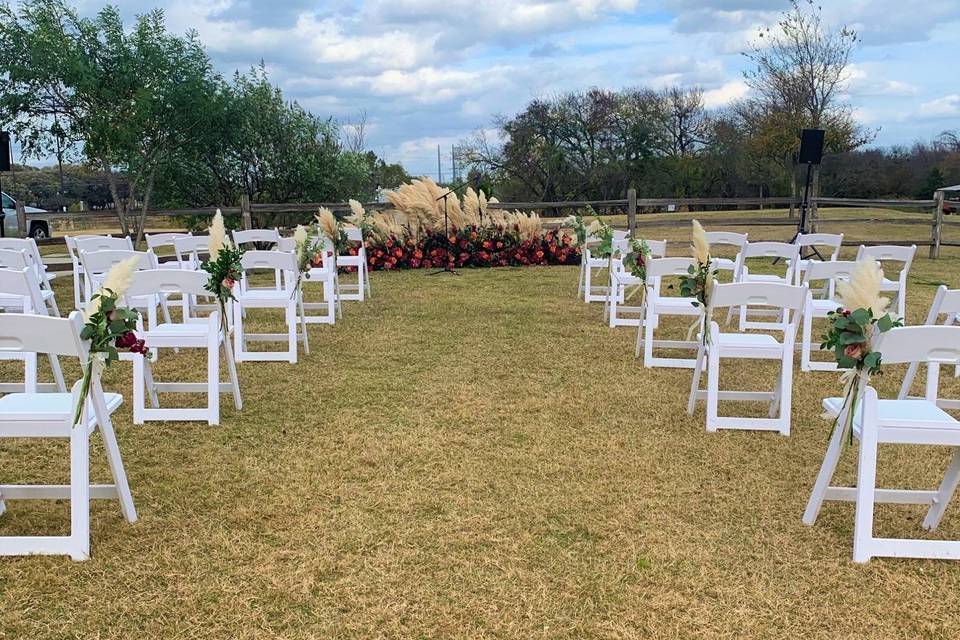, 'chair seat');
652,296,699,310
716,332,781,349
714,257,737,270
744,273,787,283
236,289,293,302
143,323,217,340
0,289,55,305
822,397,958,432
338,255,363,266
0,391,122,423
810,299,842,313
